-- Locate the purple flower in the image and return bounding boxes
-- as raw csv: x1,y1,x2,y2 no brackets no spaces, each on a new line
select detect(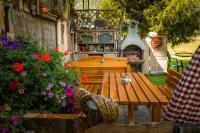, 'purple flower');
12,116,18,126
73,108,81,114
2,34,8,45
65,83,71,90
47,83,54,90
66,104,74,113
59,81,65,87
65,88,74,97
7,43,17,51
67,96,75,104
18,89,24,95
47,93,54,98
17,43,24,50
